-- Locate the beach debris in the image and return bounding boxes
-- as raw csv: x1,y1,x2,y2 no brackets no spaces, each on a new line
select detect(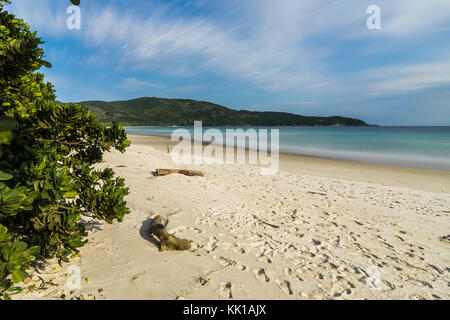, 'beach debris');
98,288,104,294
154,169,204,177
35,276,47,289
252,214,279,229
85,277,91,283
24,278,39,284
196,276,212,286
439,235,450,243
149,215,191,251
307,191,327,196
26,284,38,291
